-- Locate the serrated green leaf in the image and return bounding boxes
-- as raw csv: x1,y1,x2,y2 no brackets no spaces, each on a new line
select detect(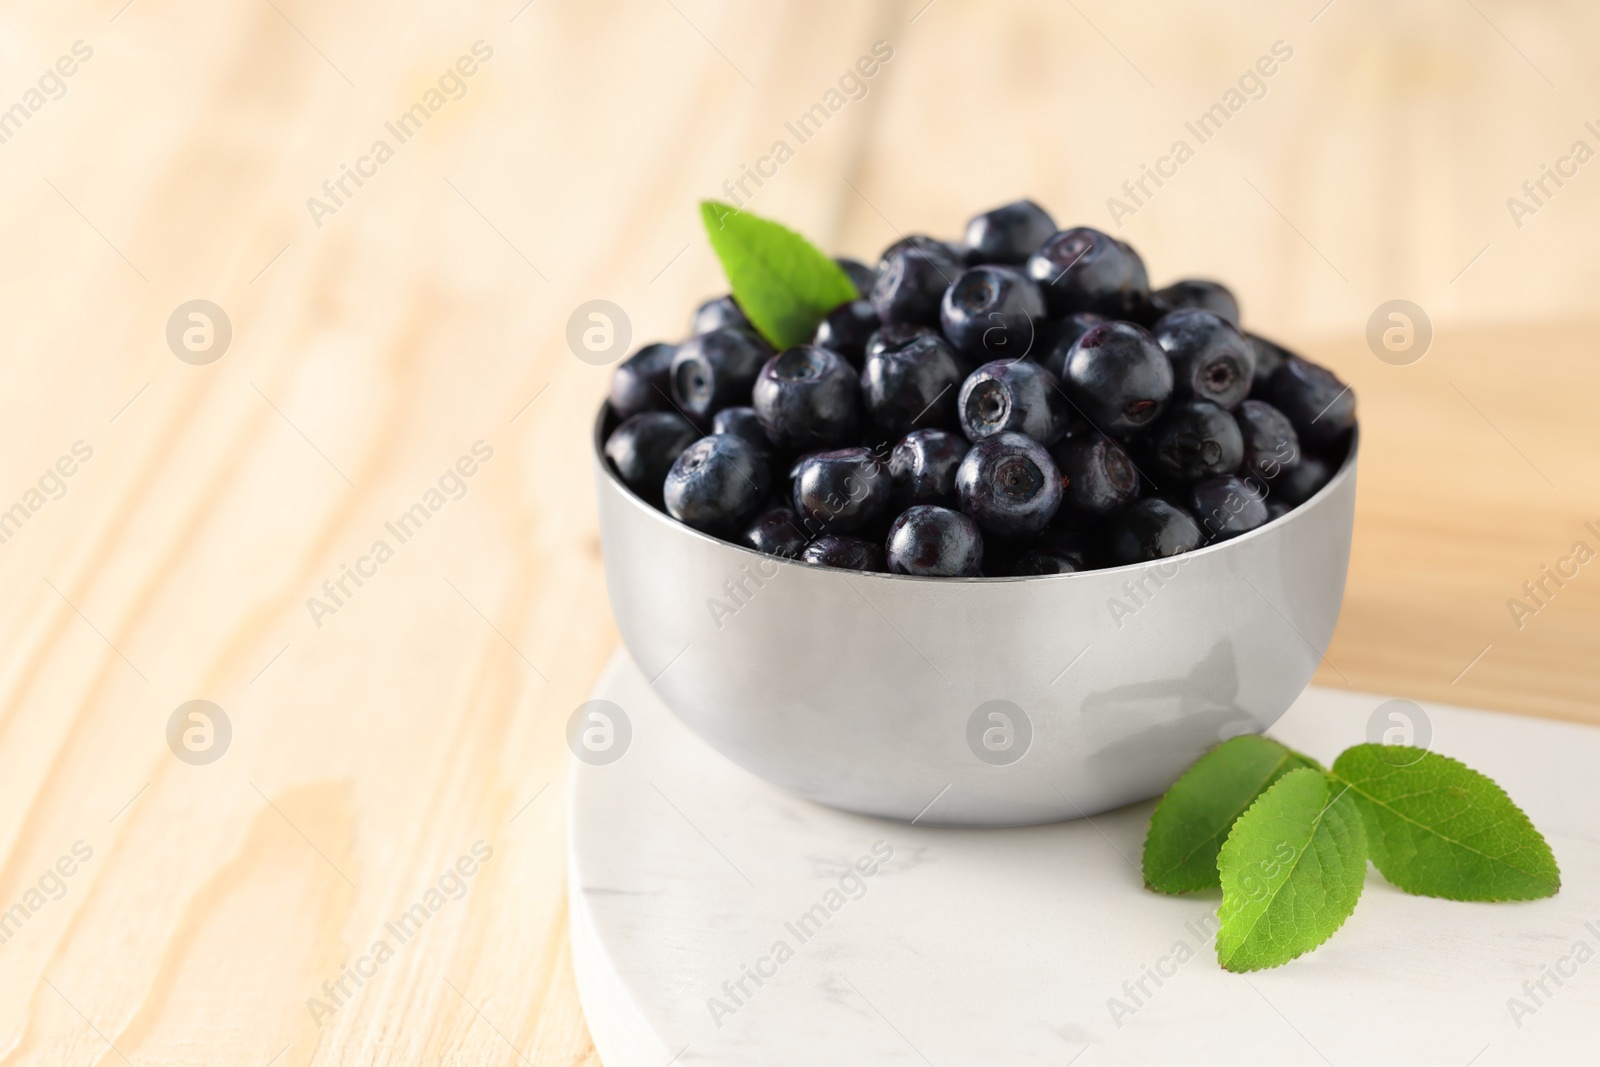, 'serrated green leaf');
700,201,859,349
1215,768,1367,972
1331,745,1560,901
1143,735,1323,894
